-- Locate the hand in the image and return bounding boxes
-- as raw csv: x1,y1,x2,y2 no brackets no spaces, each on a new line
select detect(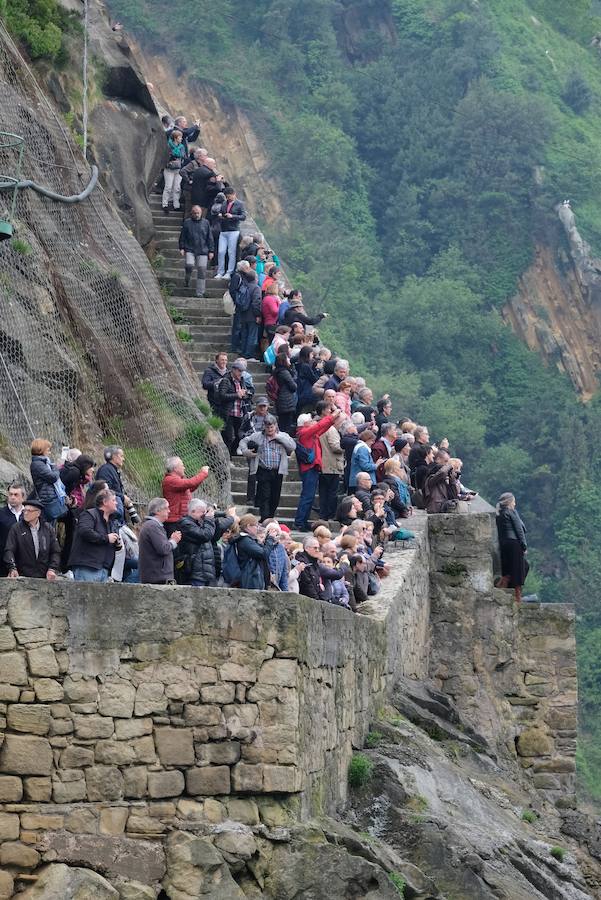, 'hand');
256,317,261,325
171,531,182,544
225,213,233,218
208,253,214,260
376,458,387,467
201,466,210,475
107,533,120,544
247,450,258,457
205,506,215,518
226,506,238,518
124,494,131,505
46,569,57,581
240,389,247,398
322,312,329,318
8,569,18,579
332,408,343,419
374,546,384,558
180,250,185,257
